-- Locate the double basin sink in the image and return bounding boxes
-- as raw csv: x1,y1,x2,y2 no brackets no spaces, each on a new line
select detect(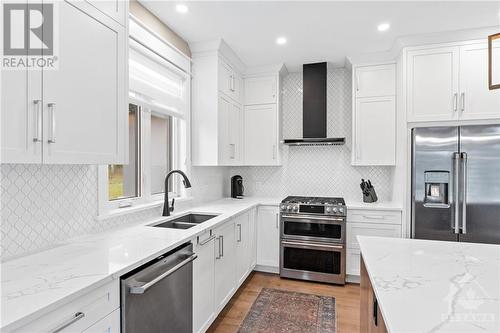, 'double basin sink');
152,213,218,230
